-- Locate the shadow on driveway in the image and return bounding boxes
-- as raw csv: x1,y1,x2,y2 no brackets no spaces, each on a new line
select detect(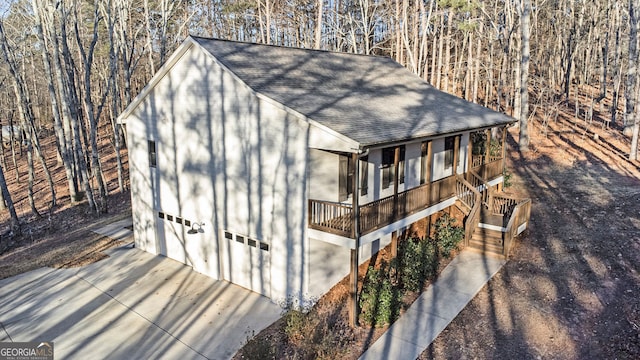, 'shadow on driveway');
0,243,281,360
